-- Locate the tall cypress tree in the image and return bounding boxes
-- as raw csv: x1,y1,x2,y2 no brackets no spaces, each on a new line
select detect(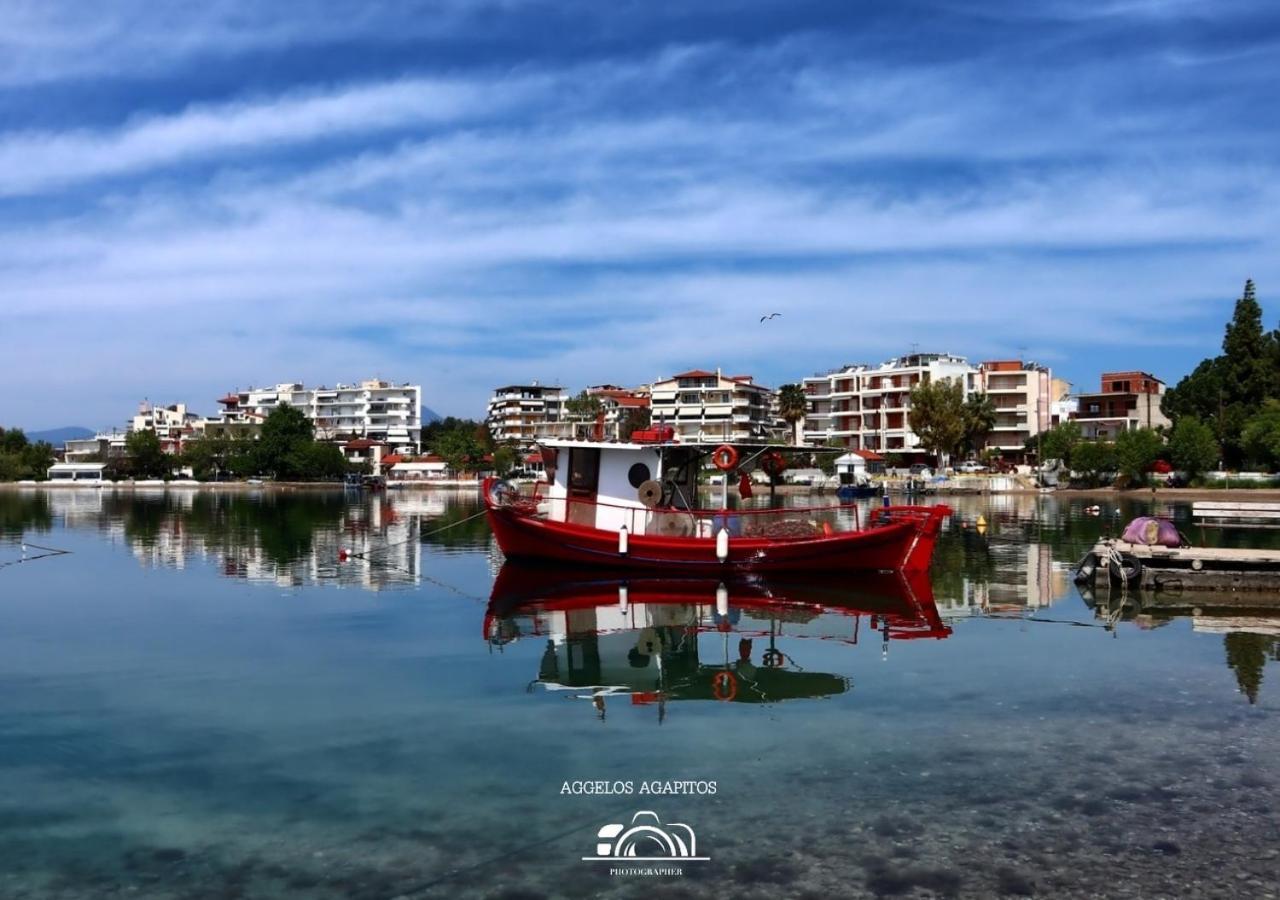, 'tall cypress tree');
1222,279,1270,407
